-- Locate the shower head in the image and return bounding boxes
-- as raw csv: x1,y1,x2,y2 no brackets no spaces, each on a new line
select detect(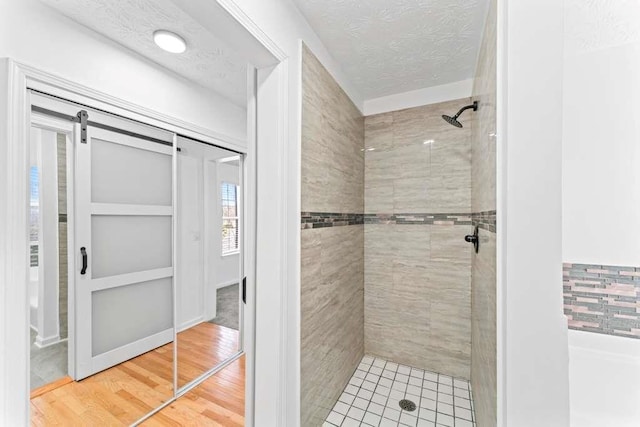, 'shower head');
442,101,478,128
441,114,463,128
